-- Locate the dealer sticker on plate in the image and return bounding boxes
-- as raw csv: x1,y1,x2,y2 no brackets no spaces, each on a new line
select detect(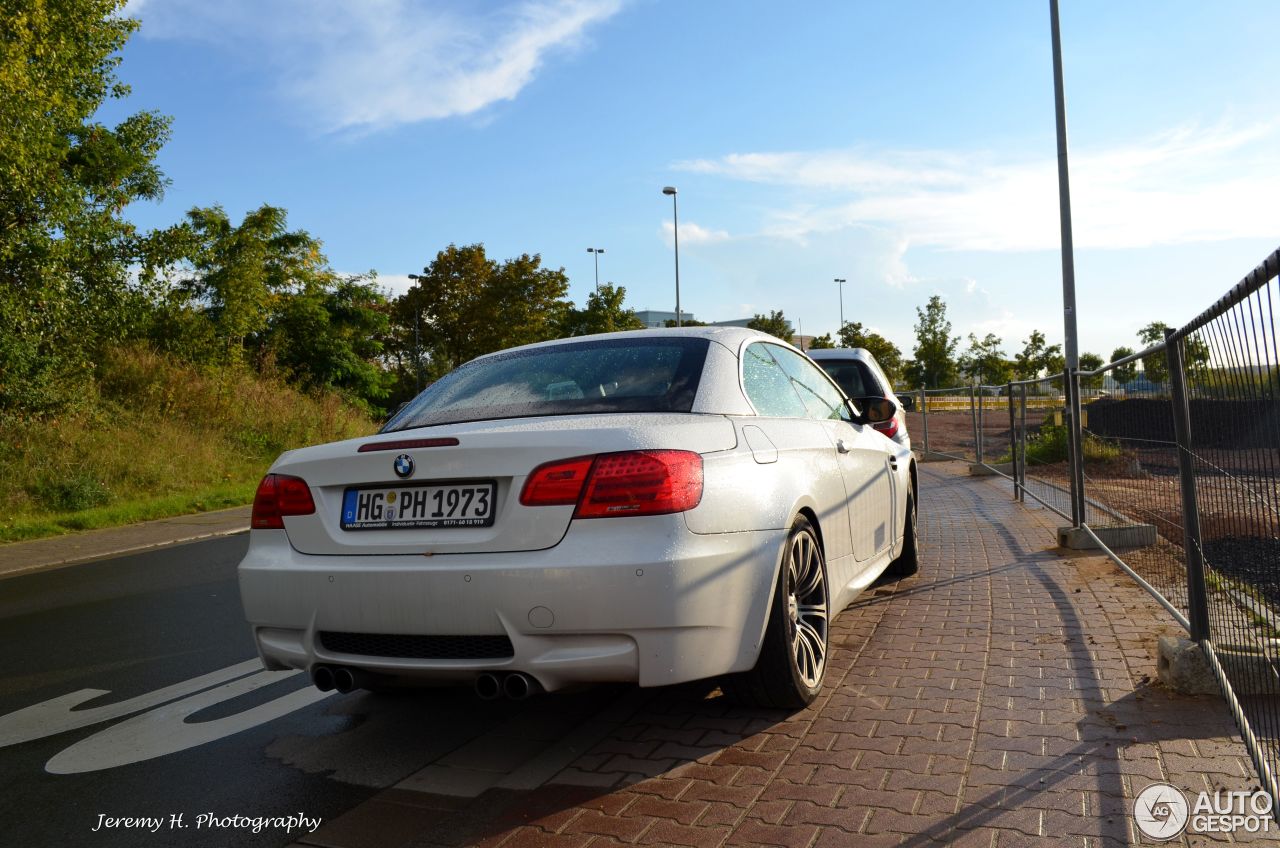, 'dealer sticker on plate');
341,482,496,530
